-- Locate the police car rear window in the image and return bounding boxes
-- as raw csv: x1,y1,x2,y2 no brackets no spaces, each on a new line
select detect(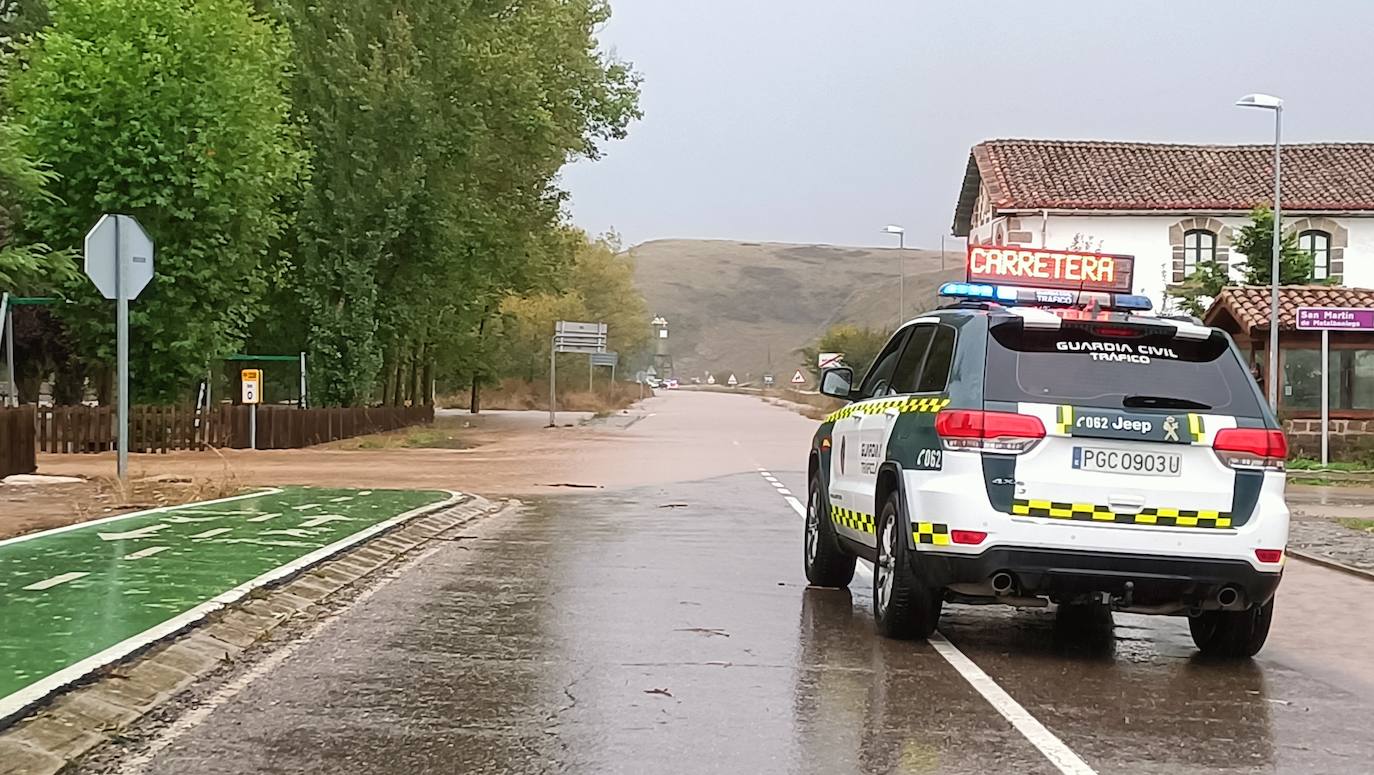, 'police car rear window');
985,322,1265,417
